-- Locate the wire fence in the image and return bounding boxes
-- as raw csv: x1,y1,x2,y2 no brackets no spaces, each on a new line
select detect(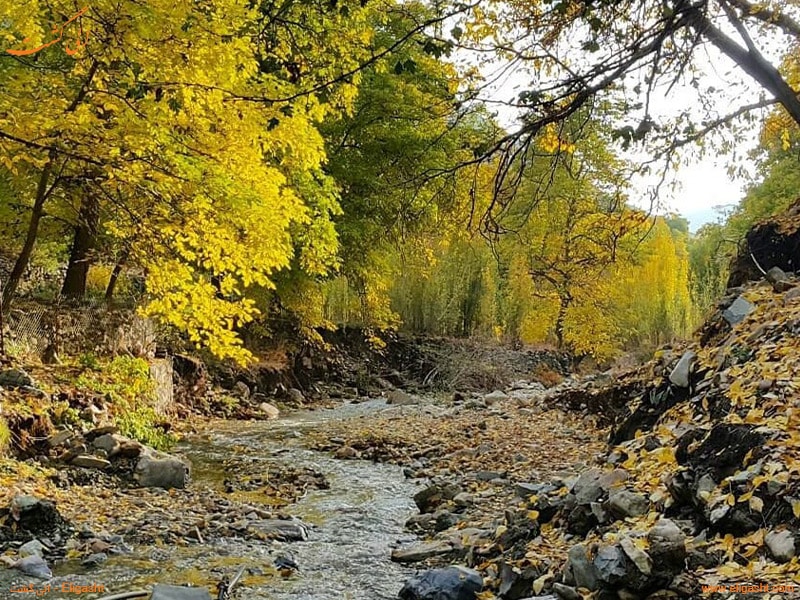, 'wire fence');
1,291,155,361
